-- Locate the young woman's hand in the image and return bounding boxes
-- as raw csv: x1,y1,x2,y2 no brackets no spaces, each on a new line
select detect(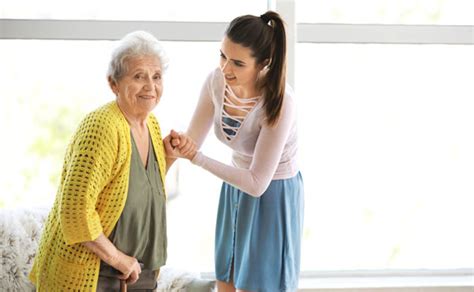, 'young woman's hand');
164,129,197,160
